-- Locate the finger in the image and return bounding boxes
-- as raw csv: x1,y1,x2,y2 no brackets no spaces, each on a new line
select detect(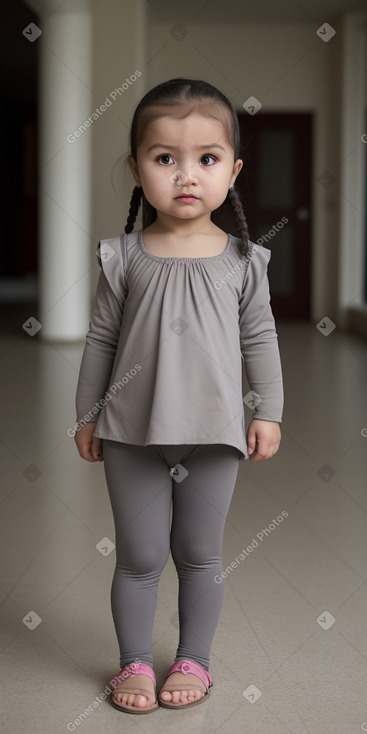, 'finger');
250,441,279,462
249,439,269,462
247,429,257,456
79,440,98,462
92,439,103,462
82,448,98,462
247,444,257,459
249,449,262,463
